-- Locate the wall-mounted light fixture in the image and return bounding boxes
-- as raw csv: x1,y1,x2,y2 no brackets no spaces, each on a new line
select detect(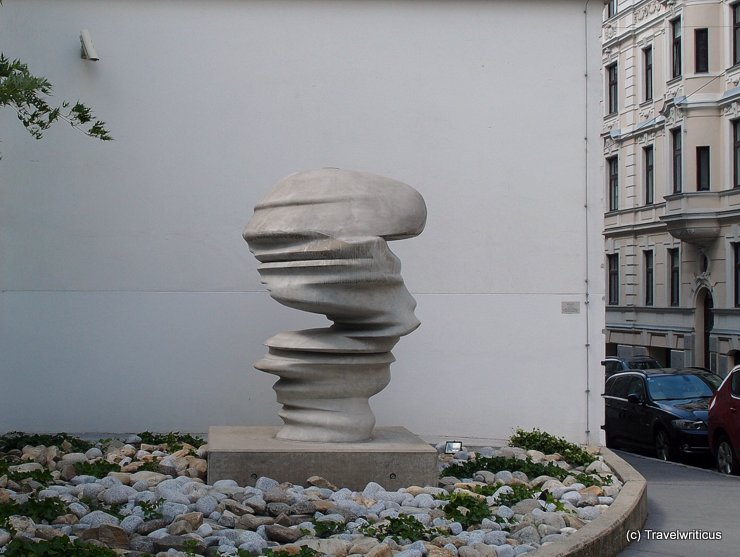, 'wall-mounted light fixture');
443,441,463,454
80,29,99,61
